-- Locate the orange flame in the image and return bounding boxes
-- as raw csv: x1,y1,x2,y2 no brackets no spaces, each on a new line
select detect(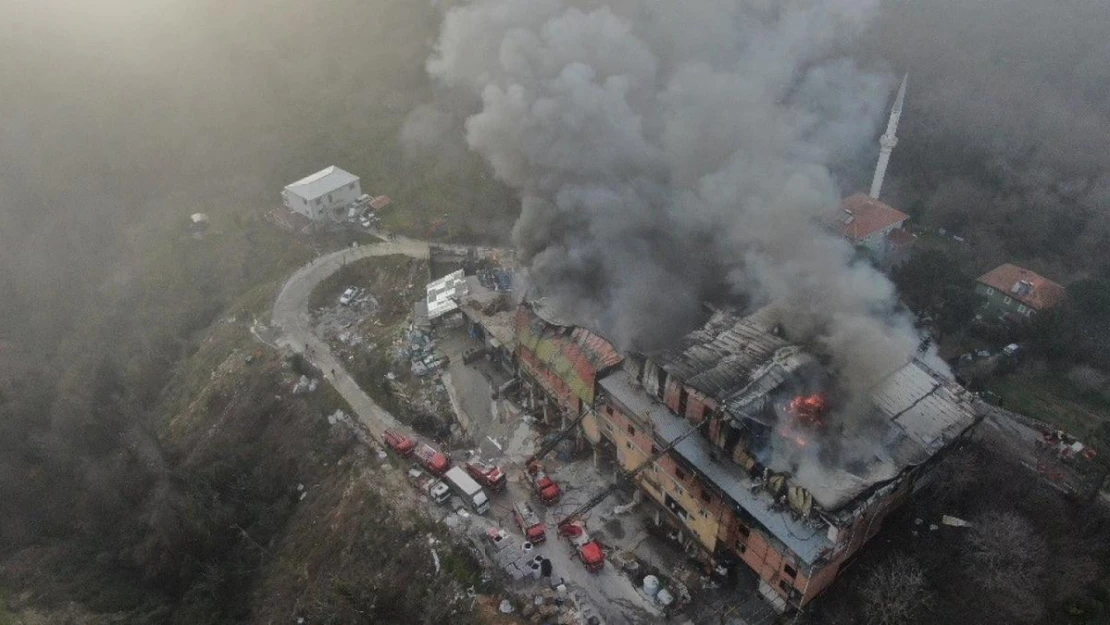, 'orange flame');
788,393,827,426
